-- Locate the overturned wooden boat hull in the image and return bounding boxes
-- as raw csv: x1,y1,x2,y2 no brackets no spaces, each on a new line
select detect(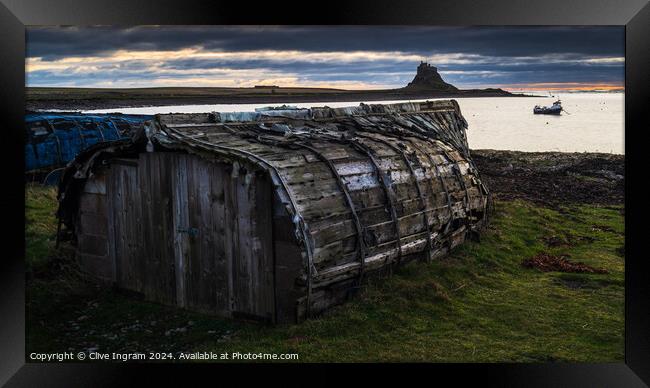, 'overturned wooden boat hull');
25,112,152,183
57,100,491,323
